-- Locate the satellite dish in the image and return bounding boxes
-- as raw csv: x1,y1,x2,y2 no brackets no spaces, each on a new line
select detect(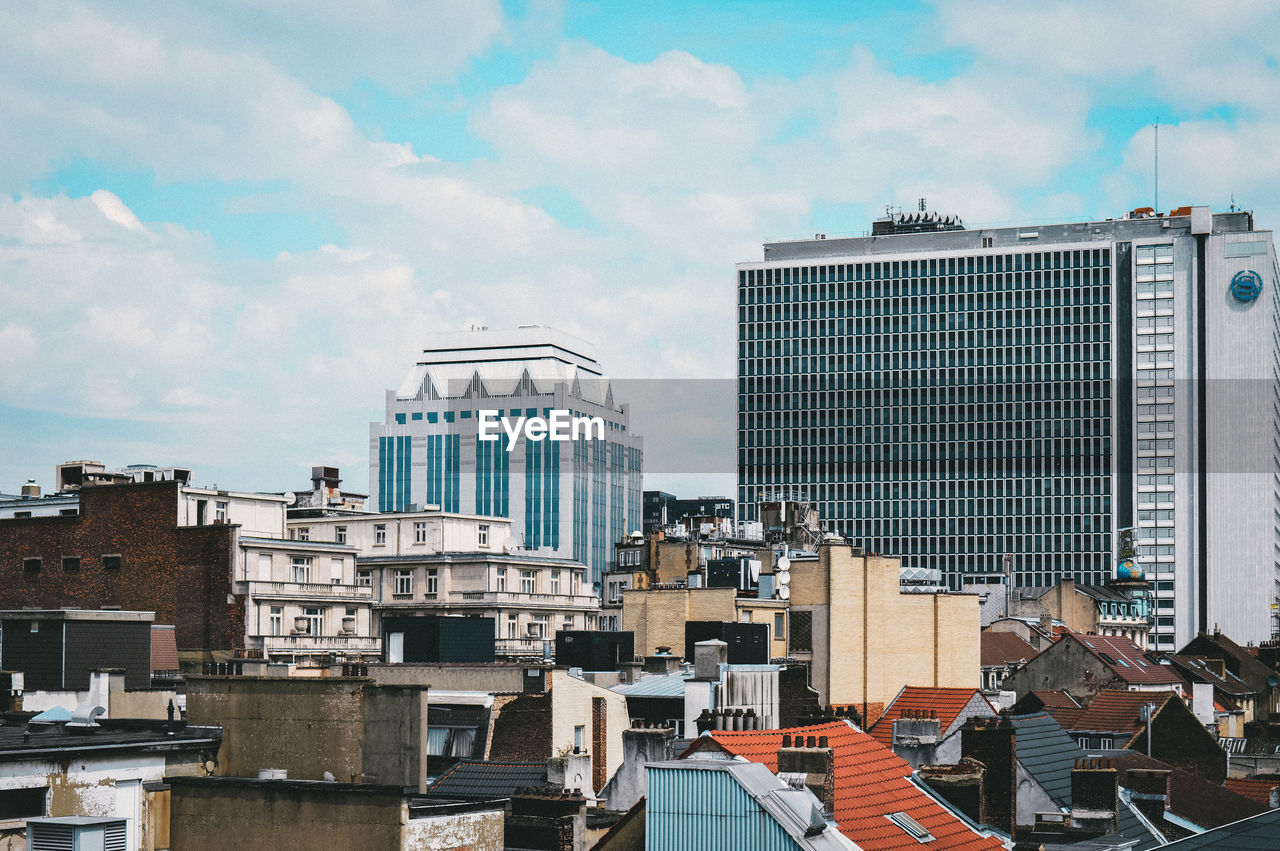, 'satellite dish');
777,557,791,572
777,585,791,600
283,492,296,506
502,536,521,554
1269,674,1280,689
776,571,791,586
